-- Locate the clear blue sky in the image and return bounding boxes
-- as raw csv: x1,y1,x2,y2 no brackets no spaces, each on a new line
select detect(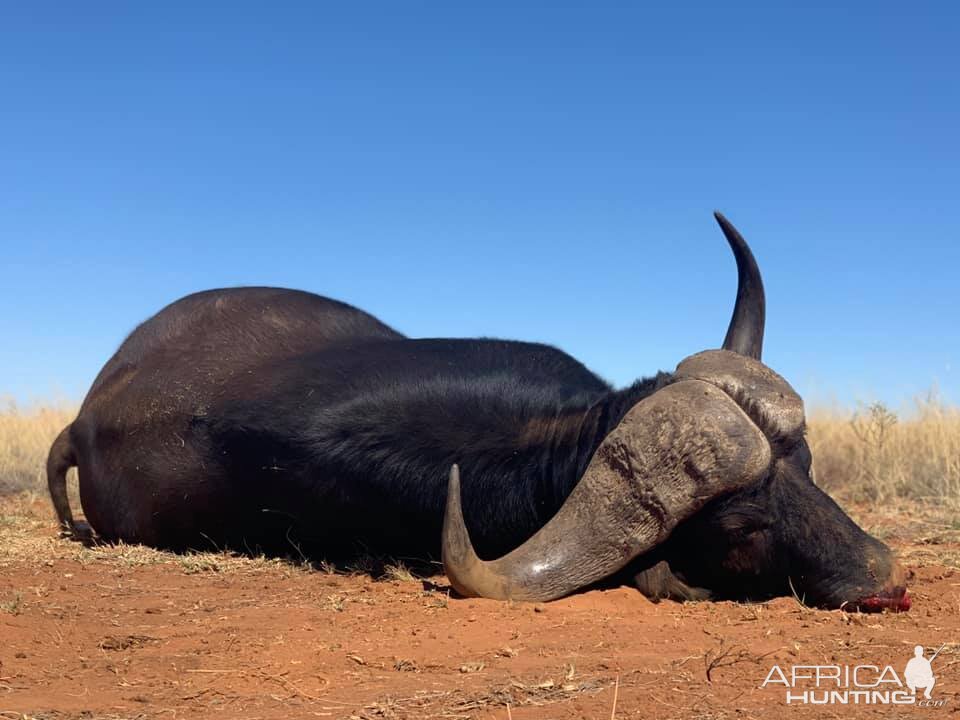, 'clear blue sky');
2,3,957,409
